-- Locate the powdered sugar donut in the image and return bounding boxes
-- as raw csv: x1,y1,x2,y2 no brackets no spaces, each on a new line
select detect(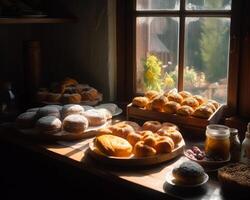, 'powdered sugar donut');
61,104,84,119
63,114,89,133
36,116,62,134
82,109,107,126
